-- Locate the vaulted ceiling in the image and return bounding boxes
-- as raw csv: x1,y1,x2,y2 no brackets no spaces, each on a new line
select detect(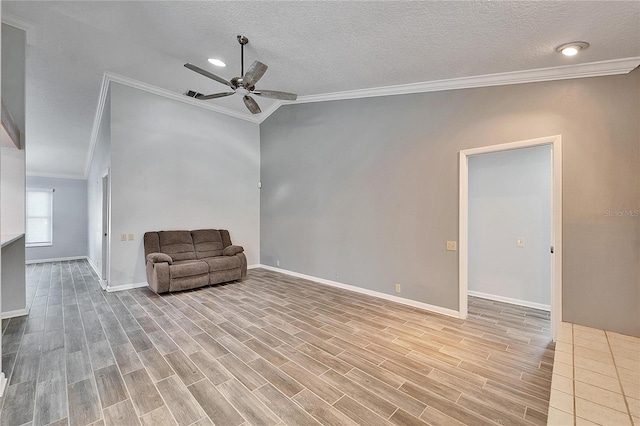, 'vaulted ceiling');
3,1,639,179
